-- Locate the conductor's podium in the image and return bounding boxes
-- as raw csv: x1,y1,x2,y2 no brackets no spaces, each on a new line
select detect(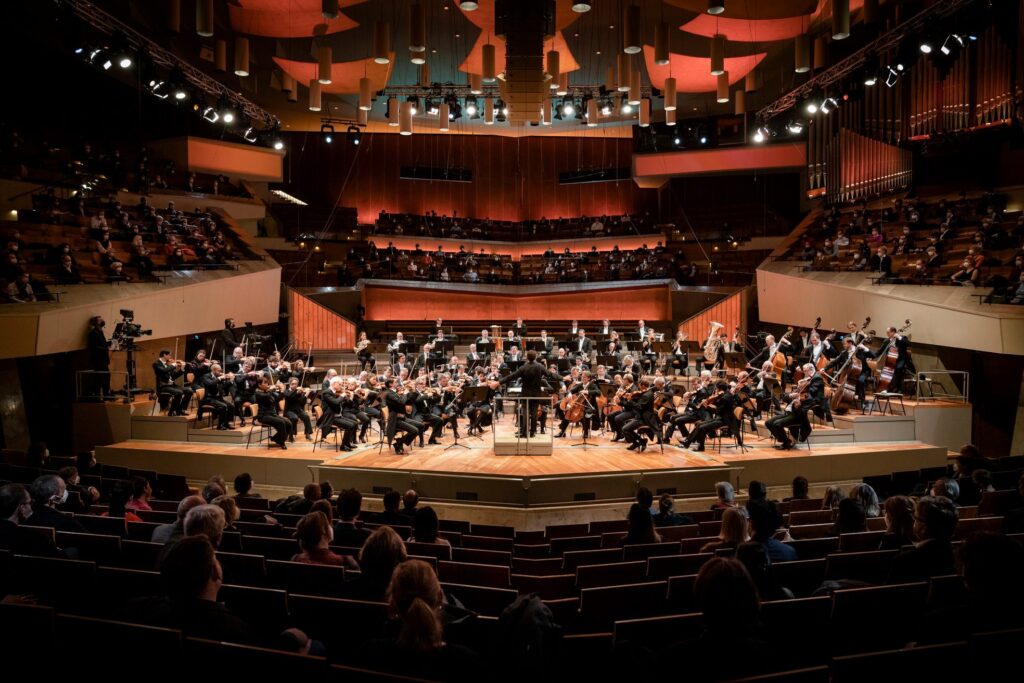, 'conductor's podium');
493,432,553,456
